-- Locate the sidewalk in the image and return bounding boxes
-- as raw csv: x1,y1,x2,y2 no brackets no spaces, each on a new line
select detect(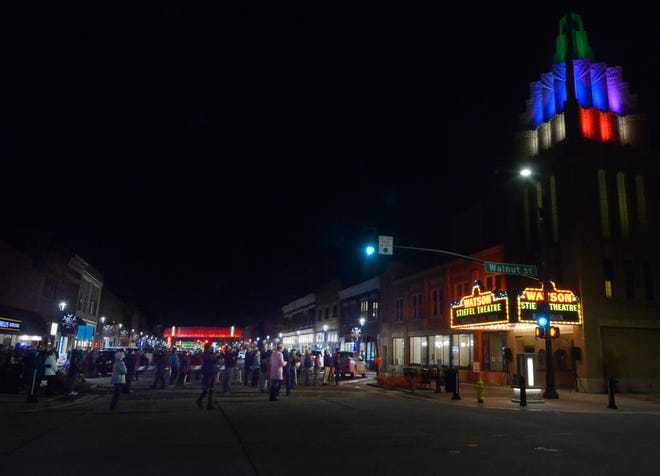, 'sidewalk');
369,377,660,414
